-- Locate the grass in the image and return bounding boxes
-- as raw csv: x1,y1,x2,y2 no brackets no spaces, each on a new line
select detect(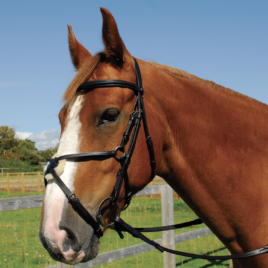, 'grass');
1,207,54,268
0,191,44,198
0,192,231,268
